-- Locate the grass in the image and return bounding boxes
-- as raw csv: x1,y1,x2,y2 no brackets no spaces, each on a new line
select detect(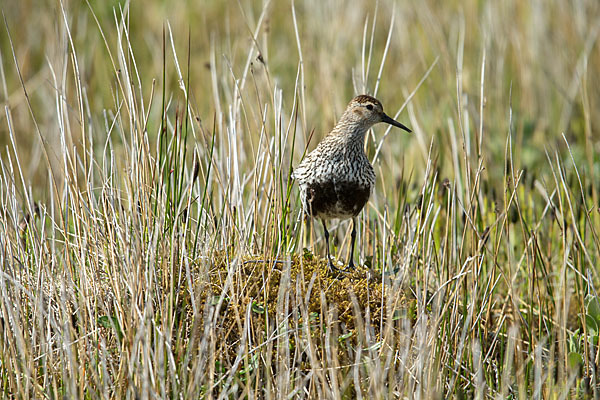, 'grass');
1,0,600,398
